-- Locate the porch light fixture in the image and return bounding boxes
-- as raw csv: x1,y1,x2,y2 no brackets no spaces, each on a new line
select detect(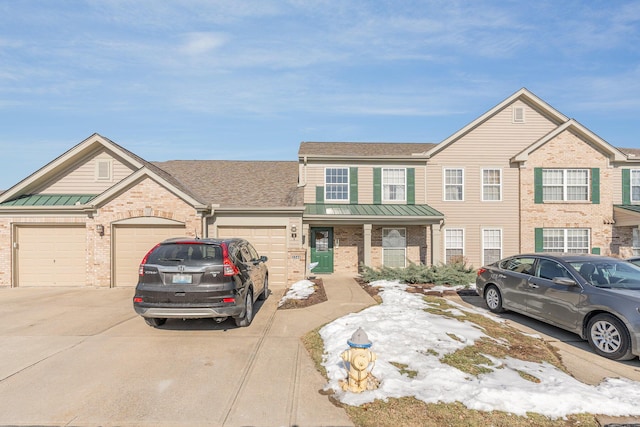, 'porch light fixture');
96,224,104,236
291,225,297,239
